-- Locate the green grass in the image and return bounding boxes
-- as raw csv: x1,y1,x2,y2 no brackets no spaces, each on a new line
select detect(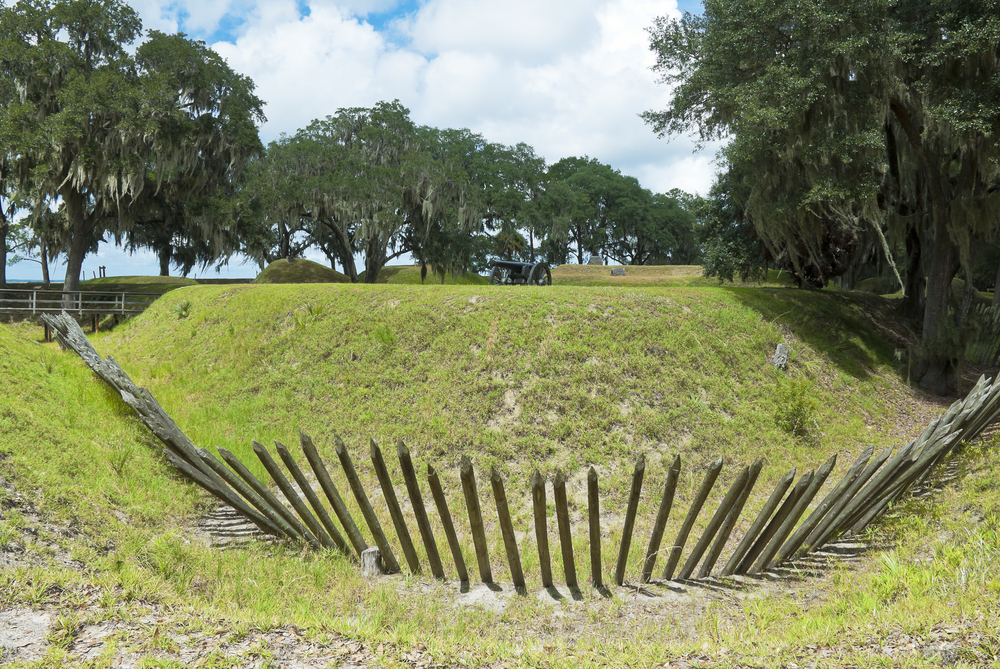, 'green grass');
551,264,799,288
254,258,350,284
359,264,490,285
3,281,998,666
